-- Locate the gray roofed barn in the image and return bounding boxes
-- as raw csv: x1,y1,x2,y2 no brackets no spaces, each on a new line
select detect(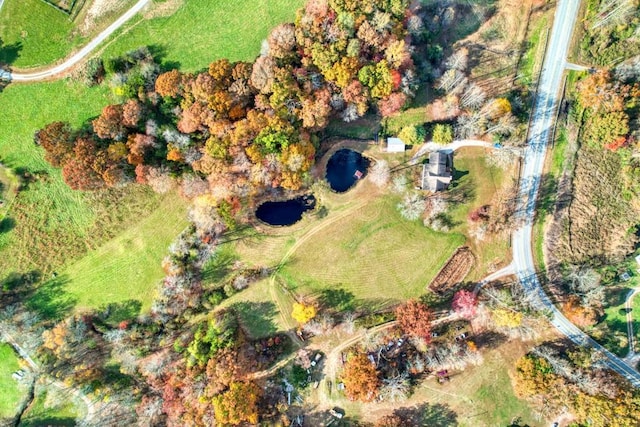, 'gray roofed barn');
421,151,453,192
